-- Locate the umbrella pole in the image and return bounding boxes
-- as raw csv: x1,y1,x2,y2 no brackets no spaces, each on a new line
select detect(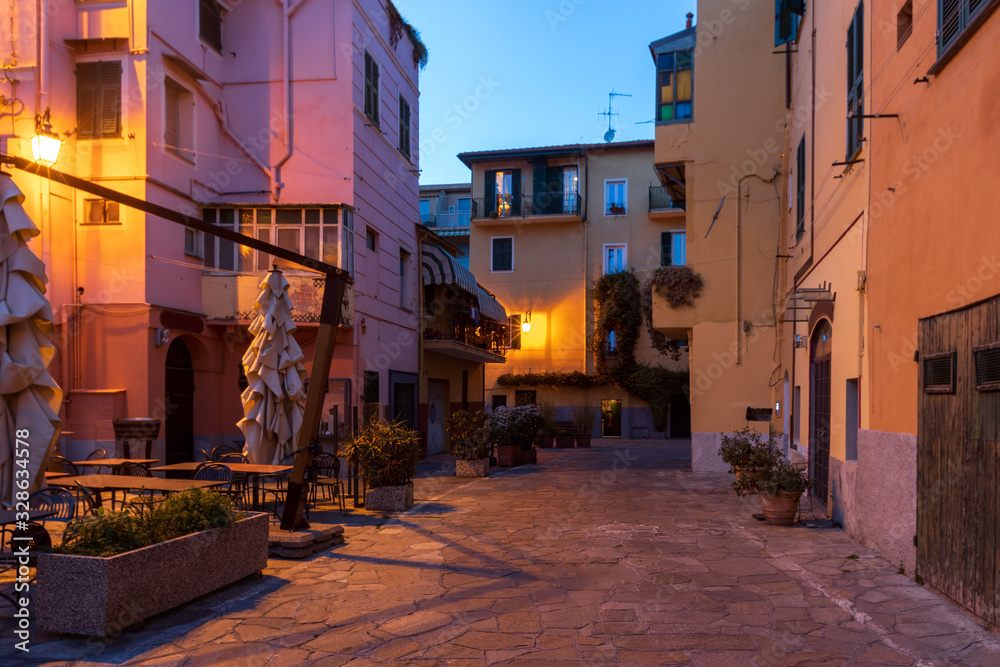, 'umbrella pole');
281,274,347,530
